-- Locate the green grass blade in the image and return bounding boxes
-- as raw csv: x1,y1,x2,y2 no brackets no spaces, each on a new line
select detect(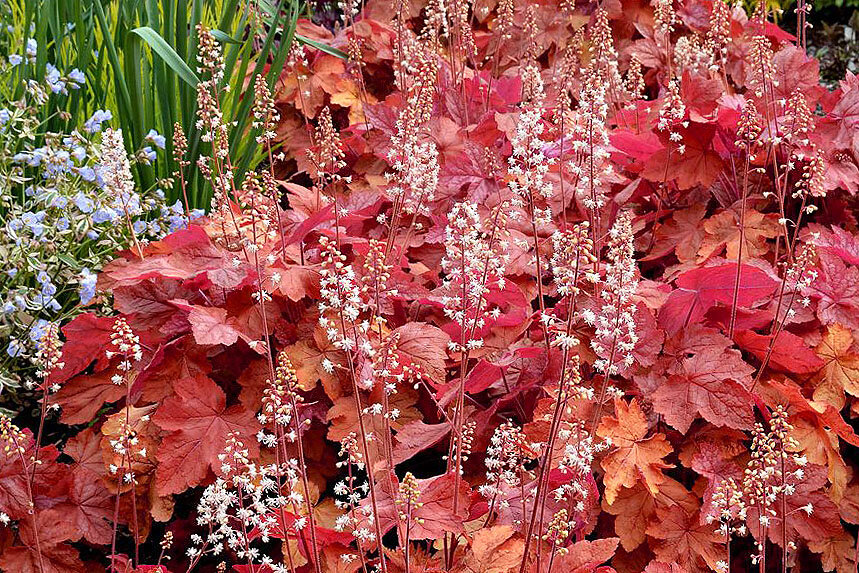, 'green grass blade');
295,33,347,60
131,26,199,87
